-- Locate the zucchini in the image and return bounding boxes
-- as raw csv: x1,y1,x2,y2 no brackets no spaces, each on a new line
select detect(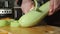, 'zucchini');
6,19,16,25
19,1,50,27
0,20,7,27
10,21,20,27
